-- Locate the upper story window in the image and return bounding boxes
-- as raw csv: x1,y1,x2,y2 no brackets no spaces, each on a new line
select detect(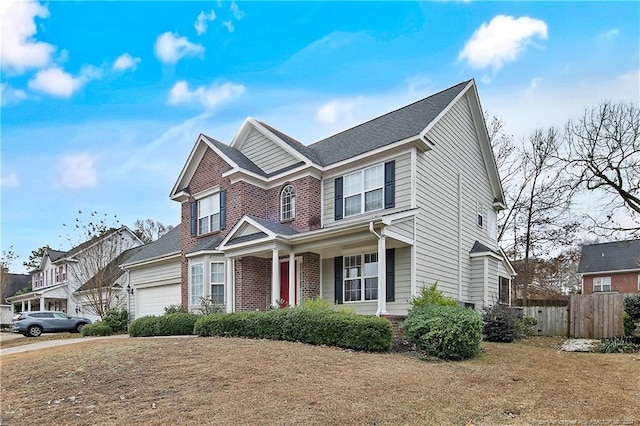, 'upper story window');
593,276,611,292
476,201,485,228
281,185,296,221
198,194,220,235
344,164,384,217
